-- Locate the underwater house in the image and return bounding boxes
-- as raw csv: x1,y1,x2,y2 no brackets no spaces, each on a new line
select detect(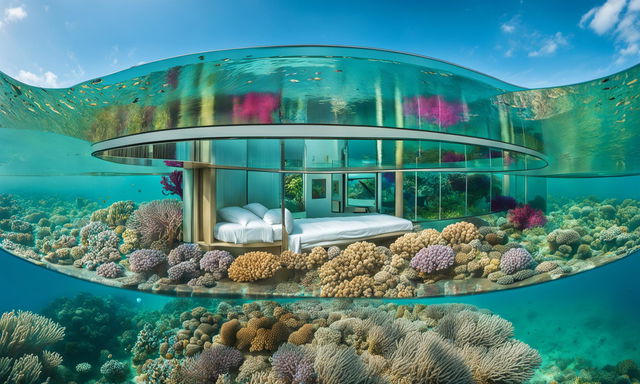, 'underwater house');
1,45,639,298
